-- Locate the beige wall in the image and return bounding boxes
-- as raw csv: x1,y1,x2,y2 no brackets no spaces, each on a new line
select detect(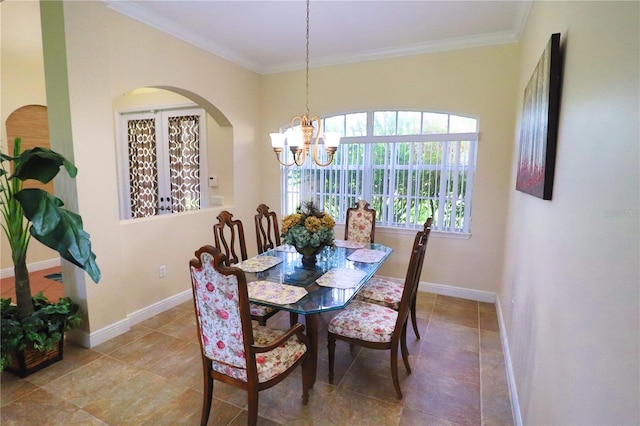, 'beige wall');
38,1,263,331
5,1,639,422
261,45,520,293
0,0,57,270
501,1,639,423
